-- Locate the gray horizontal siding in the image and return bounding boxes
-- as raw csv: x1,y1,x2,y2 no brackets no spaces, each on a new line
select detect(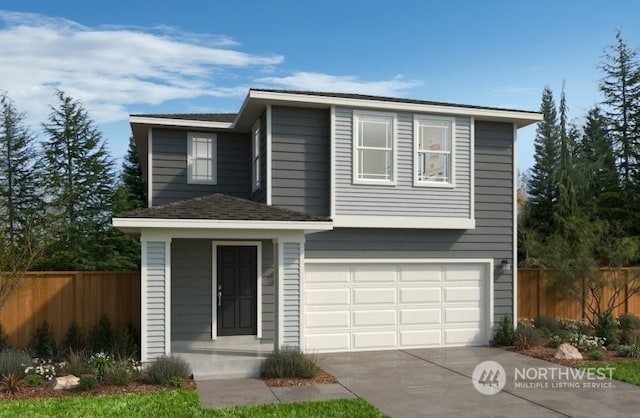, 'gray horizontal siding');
271,106,330,216
334,108,472,217
171,239,212,341
145,241,166,360
282,242,301,347
306,120,515,324
151,128,251,206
